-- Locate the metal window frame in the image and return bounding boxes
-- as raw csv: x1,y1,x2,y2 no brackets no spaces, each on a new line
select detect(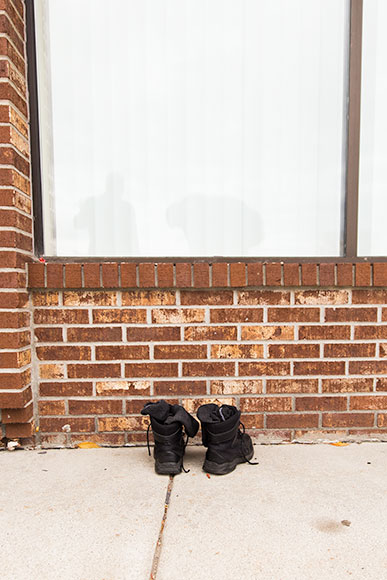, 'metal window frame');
26,0,373,262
